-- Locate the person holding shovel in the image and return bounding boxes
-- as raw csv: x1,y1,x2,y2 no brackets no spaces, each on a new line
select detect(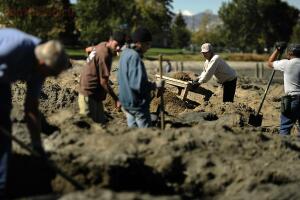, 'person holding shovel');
0,28,70,198
118,27,164,128
196,43,237,102
78,31,126,123
268,43,300,136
